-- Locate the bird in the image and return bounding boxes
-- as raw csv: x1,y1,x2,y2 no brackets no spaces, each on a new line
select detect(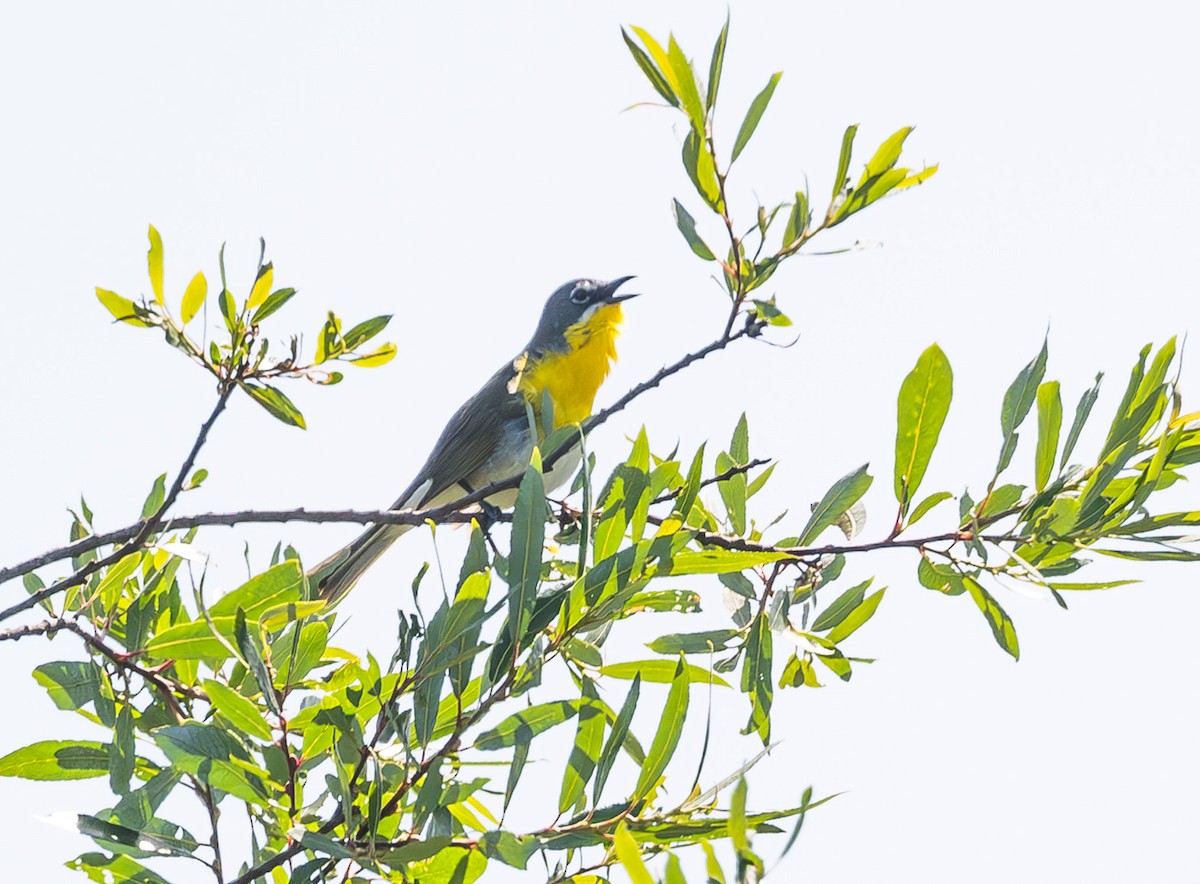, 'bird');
310,276,638,603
